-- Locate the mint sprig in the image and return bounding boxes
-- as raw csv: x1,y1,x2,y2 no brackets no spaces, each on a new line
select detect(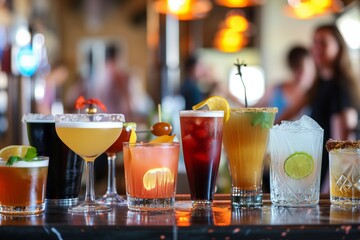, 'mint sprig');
251,112,273,129
6,147,38,166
